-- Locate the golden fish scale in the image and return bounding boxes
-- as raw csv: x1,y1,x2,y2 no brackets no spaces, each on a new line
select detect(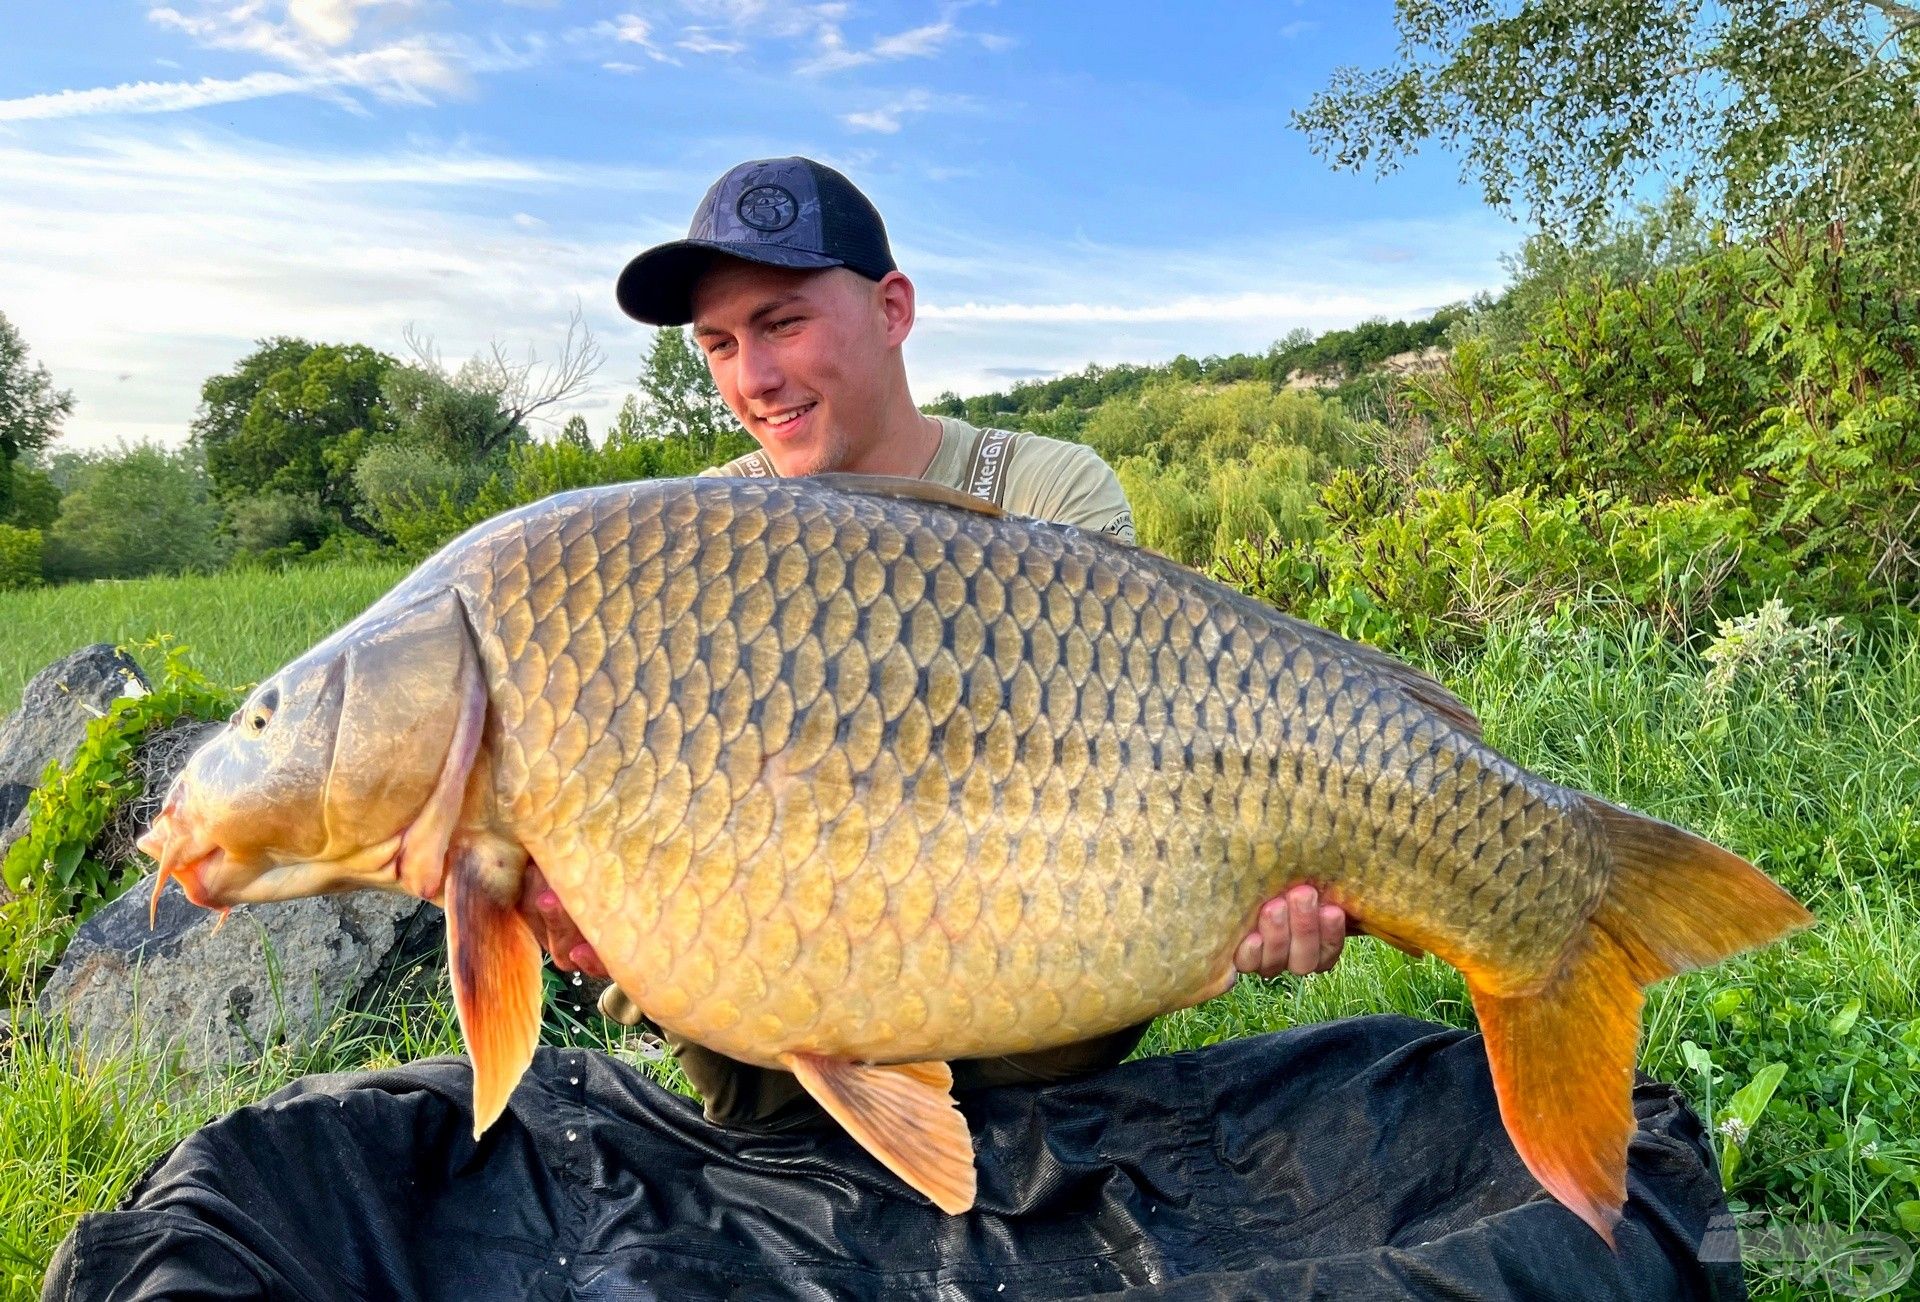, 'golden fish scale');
415,478,1606,1067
